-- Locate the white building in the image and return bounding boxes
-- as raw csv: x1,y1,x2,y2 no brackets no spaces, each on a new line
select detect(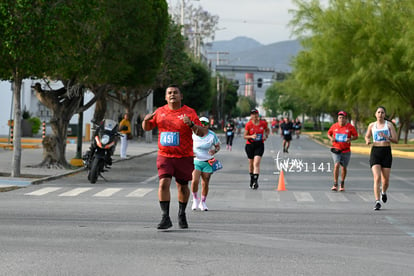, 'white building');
0,80,147,139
